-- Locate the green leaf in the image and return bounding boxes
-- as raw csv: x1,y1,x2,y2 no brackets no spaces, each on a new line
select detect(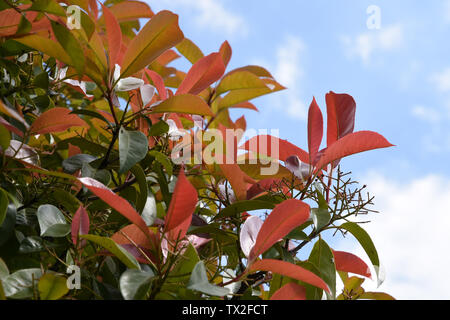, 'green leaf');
36,204,70,237
130,164,148,214
28,0,66,16
81,162,111,186
51,21,85,75
149,120,169,136
33,71,49,90
149,150,173,177
175,38,204,64
0,204,16,246
2,268,43,299
311,208,331,231
119,269,155,300
70,109,110,125
62,154,97,173
81,234,141,270
119,128,148,174
168,243,200,283
0,258,9,280
50,189,82,214
38,273,69,300
214,200,275,221
187,261,230,297
309,239,336,299
339,222,381,282
16,15,32,35
0,188,8,226
0,124,11,151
